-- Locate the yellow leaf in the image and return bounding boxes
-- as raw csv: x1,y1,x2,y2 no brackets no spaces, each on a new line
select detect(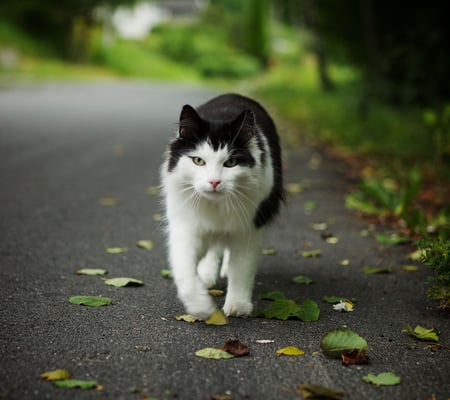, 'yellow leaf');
205,309,228,325
106,247,128,254
146,186,160,195
175,314,201,323
136,240,154,250
99,196,118,206
339,259,350,266
208,289,225,297
41,369,71,381
153,213,163,222
276,346,305,356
